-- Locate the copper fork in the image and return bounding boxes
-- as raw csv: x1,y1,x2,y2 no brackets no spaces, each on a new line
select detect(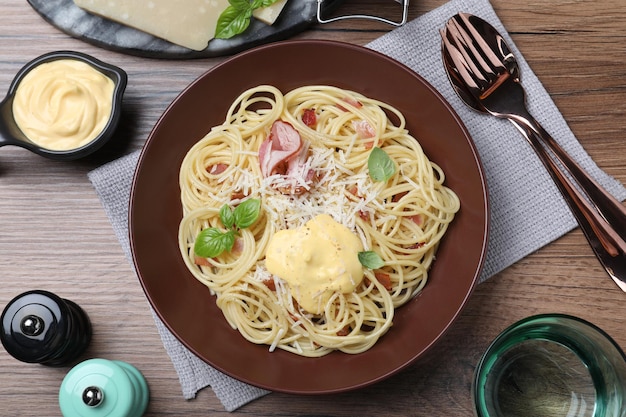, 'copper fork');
441,13,626,290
